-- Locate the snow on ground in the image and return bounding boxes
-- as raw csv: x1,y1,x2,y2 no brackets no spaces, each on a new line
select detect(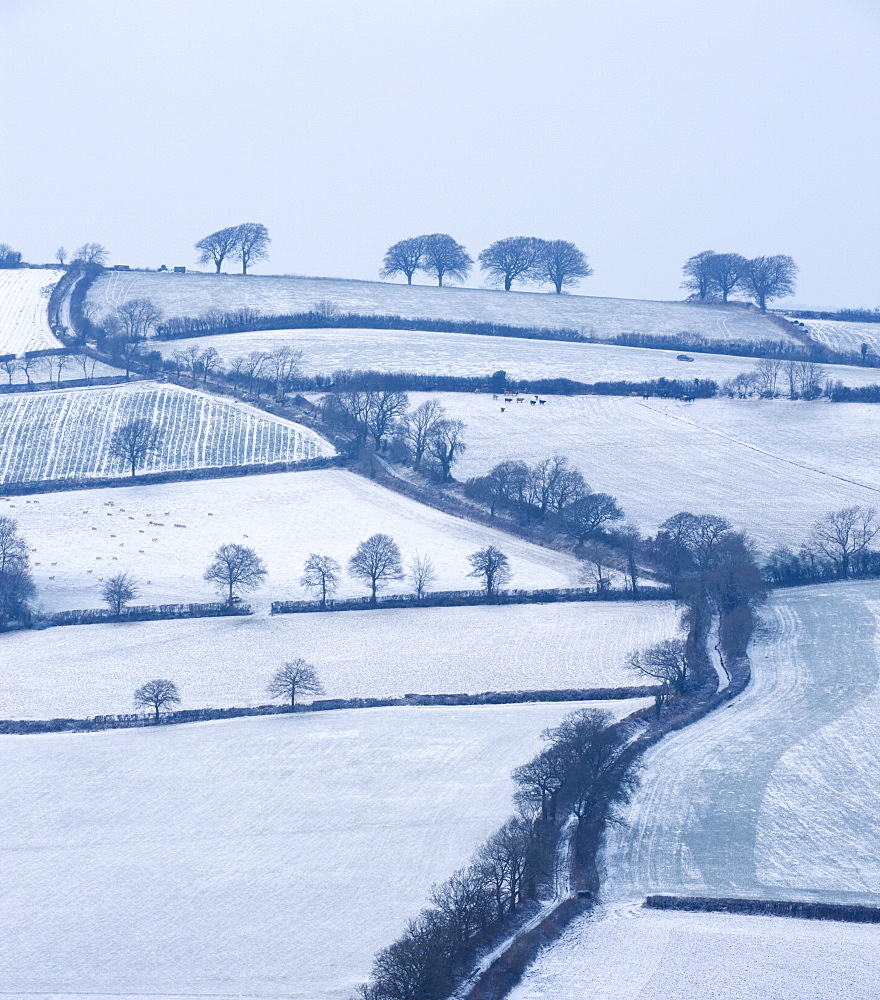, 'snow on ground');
151,325,880,388
509,904,880,1000
5,469,583,613
0,701,645,1000
0,599,677,719
0,268,64,355
0,381,332,484
420,392,880,549
800,317,880,356
509,581,880,998
605,582,880,906
86,270,791,344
